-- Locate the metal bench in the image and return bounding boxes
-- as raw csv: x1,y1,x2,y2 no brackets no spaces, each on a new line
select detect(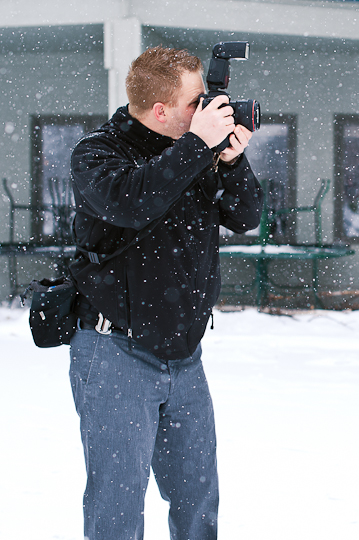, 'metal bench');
0,178,76,299
219,179,355,309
